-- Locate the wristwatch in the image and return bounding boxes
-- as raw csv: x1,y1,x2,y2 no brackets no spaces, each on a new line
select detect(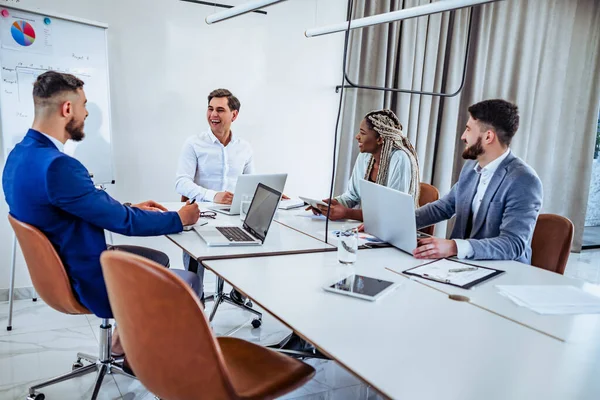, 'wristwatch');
123,202,132,207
